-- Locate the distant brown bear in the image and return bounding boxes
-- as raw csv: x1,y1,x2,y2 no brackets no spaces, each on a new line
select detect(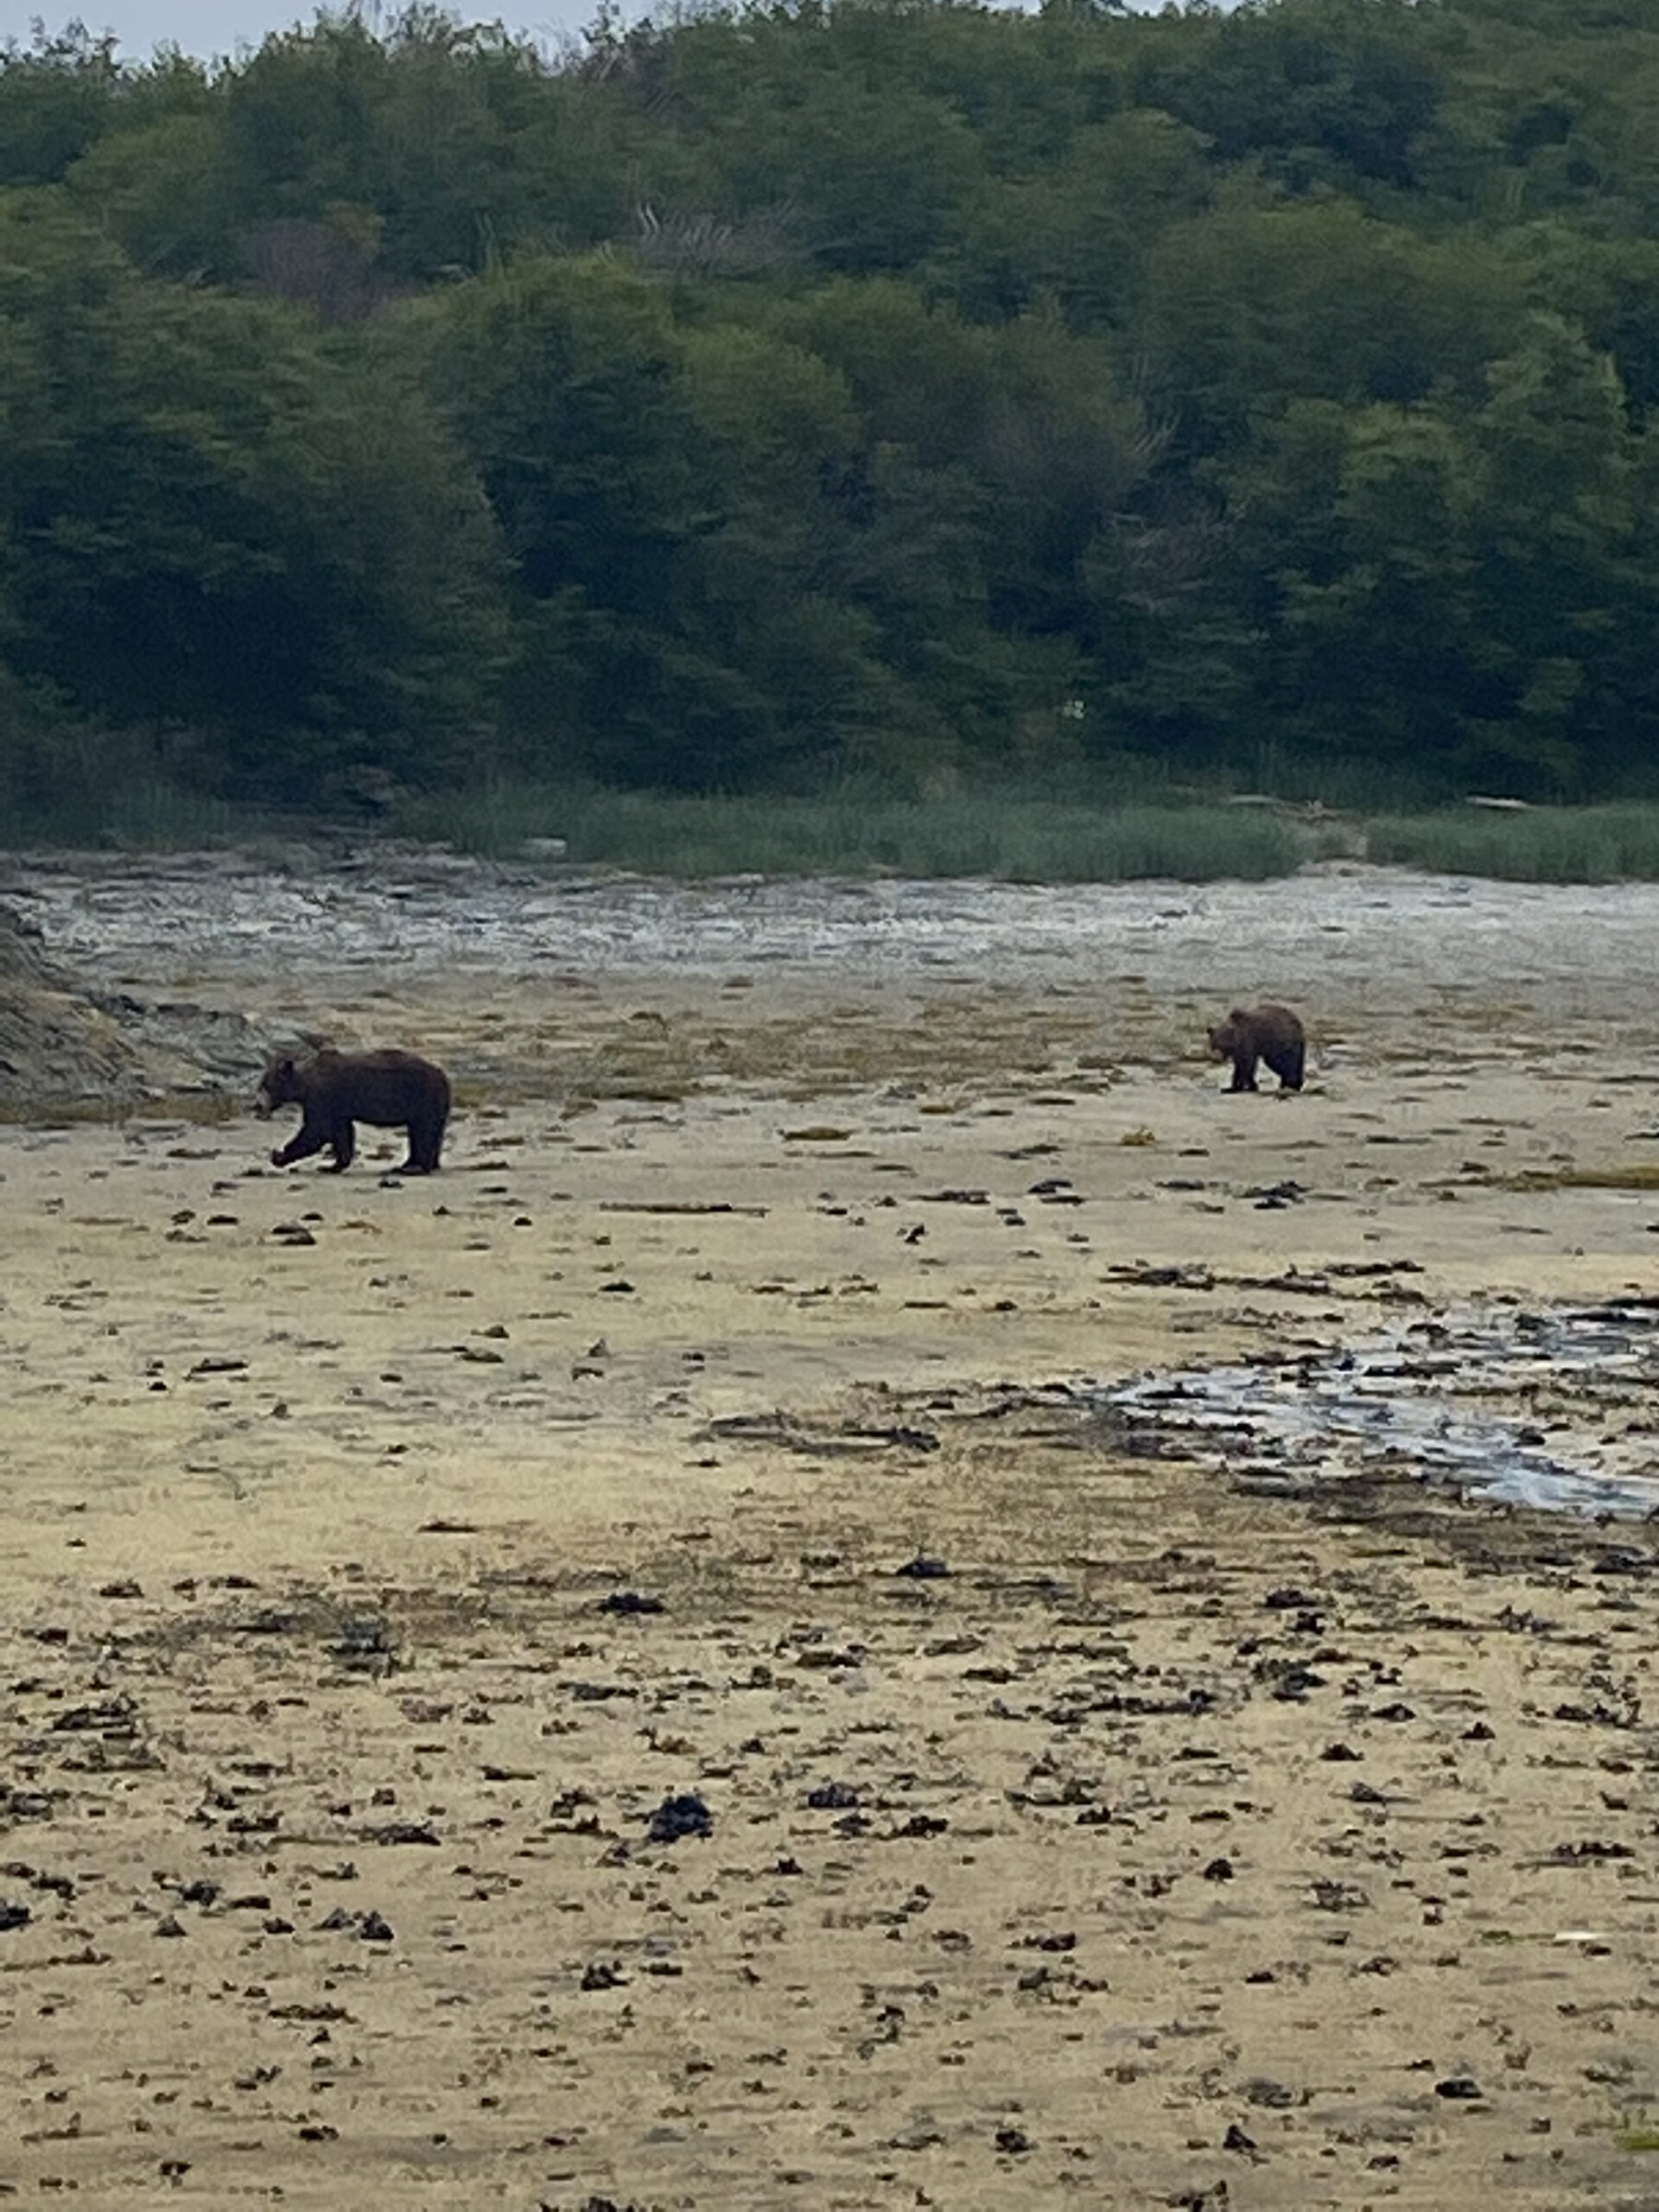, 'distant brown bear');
1207,1003,1306,1094
257,1047,452,1174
